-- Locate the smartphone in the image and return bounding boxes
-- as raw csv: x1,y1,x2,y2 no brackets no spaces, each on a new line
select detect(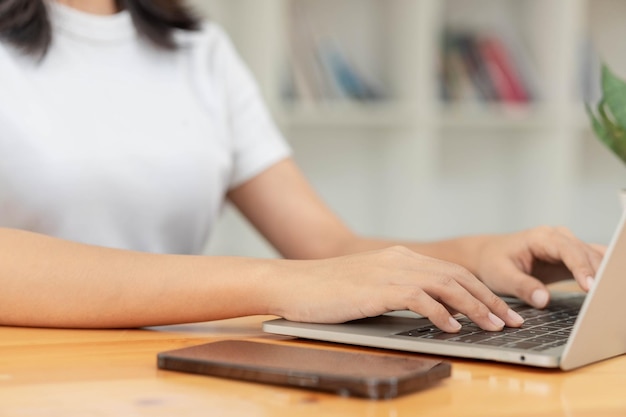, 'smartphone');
157,340,451,399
